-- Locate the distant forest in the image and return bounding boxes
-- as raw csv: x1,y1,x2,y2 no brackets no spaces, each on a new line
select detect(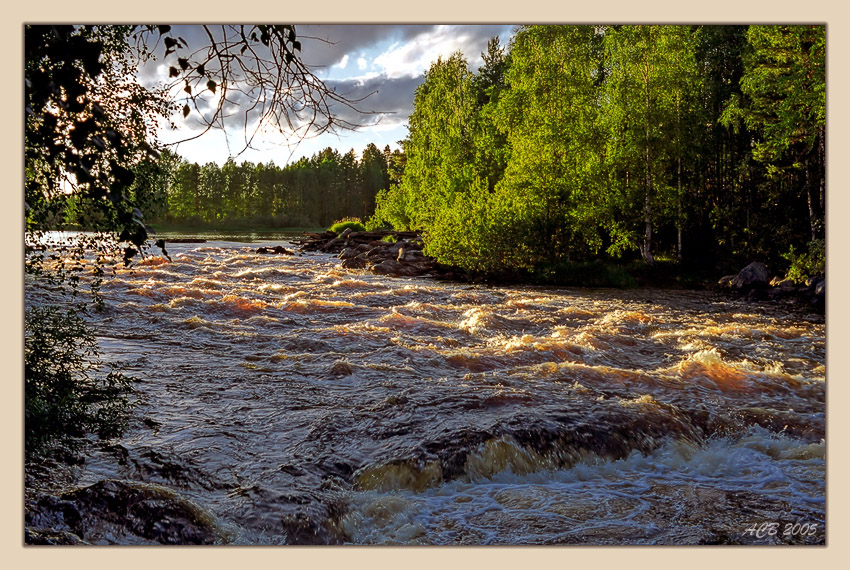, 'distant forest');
61,24,824,278
75,143,405,230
